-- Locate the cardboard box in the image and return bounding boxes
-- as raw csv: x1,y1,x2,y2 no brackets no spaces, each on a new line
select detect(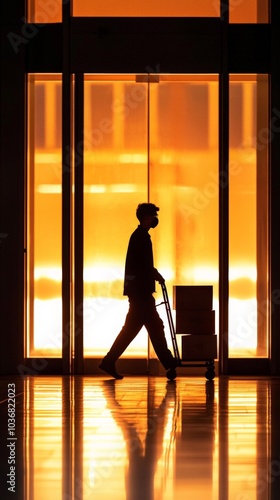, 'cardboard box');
173,285,213,310
181,334,217,360
176,310,215,335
